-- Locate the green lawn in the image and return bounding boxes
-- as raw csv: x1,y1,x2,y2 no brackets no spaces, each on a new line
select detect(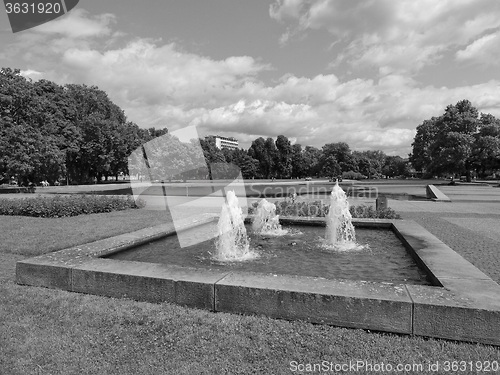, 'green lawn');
0,209,168,256
1,209,499,374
